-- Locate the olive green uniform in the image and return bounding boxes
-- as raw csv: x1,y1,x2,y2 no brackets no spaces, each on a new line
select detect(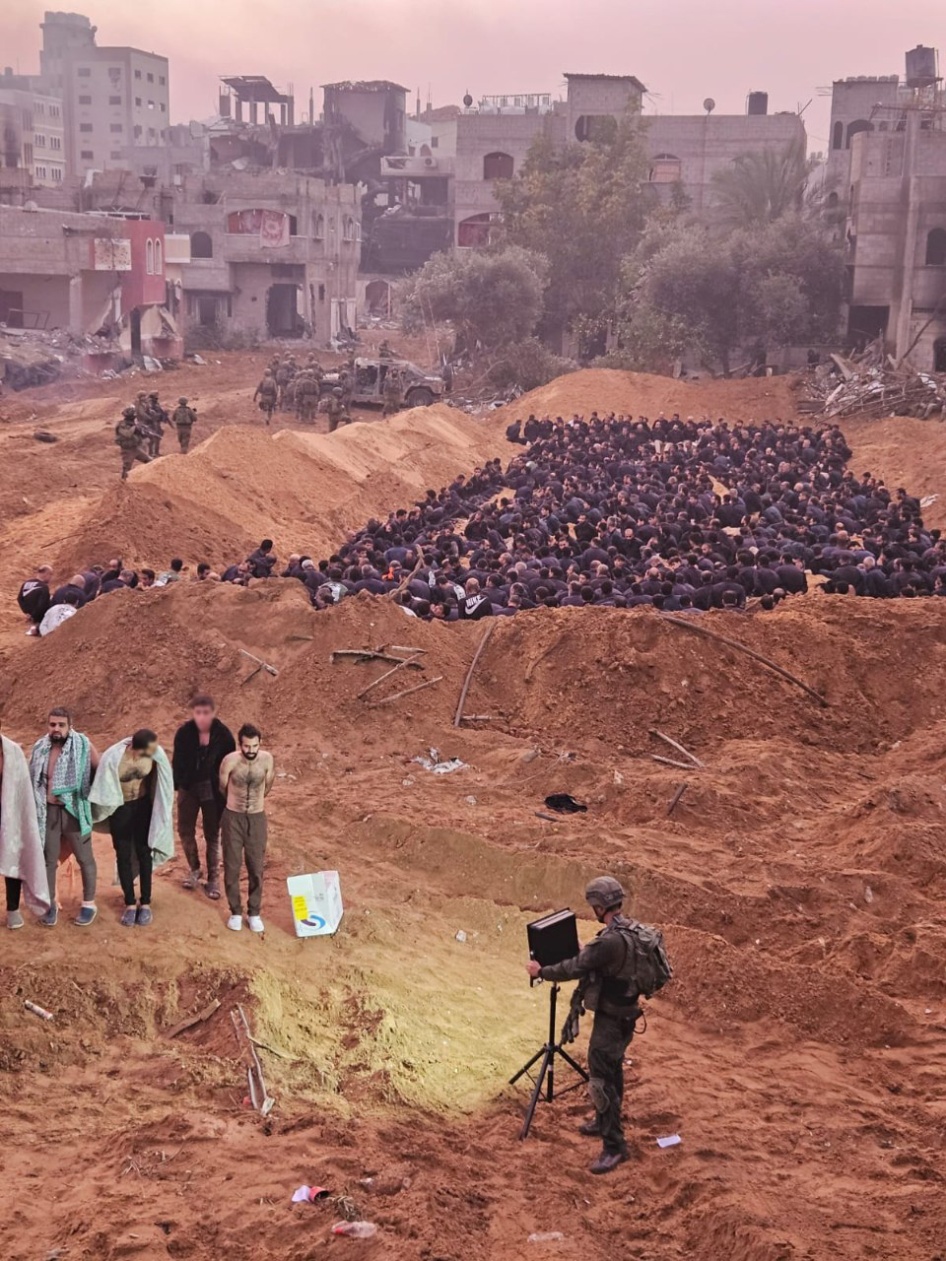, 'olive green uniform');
115,417,151,479
382,375,401,417
173,404,197,453
325,394,347,433
539,916,642,1156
